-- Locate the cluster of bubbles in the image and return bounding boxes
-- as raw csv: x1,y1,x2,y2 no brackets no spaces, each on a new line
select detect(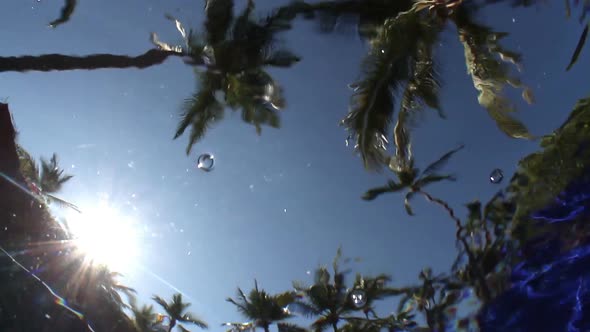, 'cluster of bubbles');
349,289,367,308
